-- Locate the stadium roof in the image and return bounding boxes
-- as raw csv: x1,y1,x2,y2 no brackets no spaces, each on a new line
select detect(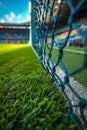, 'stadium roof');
0,22,30,29
47,0,87,27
